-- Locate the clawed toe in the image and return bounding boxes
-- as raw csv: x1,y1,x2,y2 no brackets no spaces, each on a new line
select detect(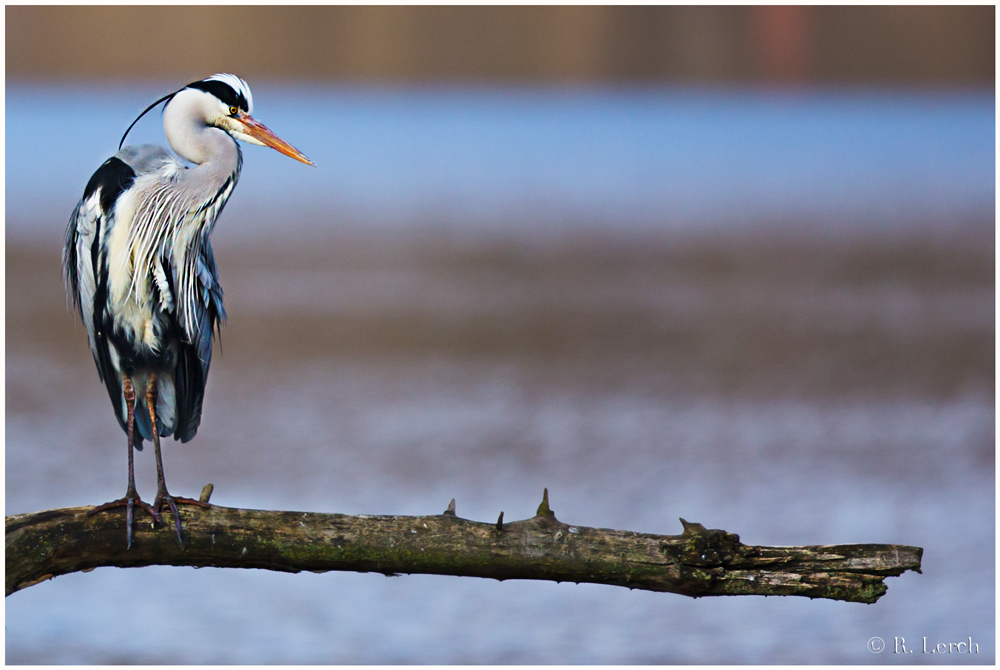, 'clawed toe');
154,493,211,543
88,489,209,547
87,492,161,549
